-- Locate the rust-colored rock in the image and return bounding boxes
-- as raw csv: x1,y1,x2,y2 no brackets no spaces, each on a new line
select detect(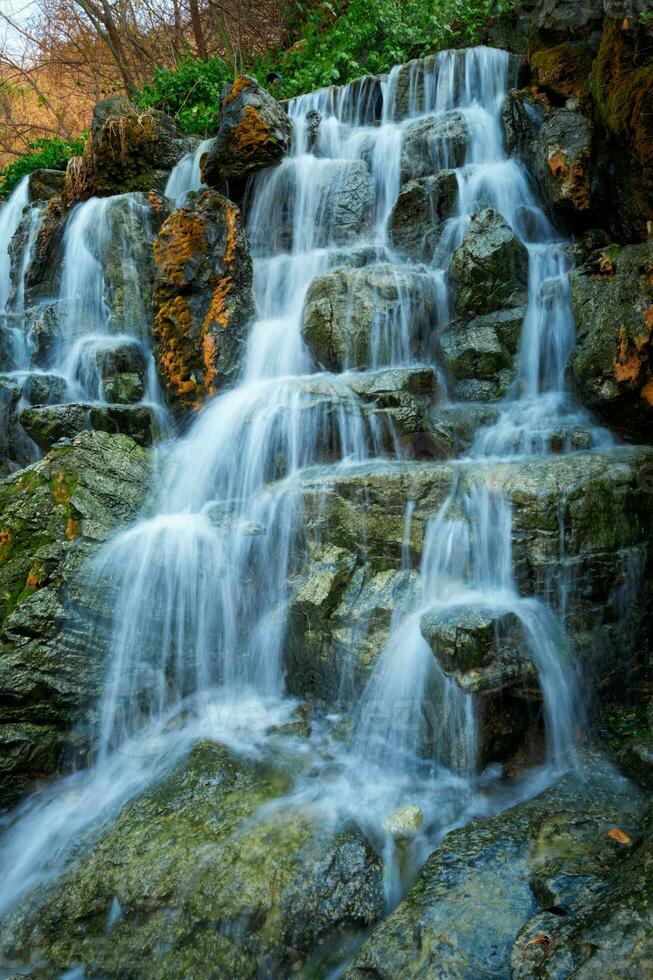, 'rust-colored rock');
202,75,291,186
531,41,593,100
153,190,254,411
